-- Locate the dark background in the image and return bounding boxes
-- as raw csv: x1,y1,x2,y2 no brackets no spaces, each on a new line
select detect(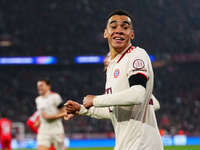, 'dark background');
0,0,200,136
